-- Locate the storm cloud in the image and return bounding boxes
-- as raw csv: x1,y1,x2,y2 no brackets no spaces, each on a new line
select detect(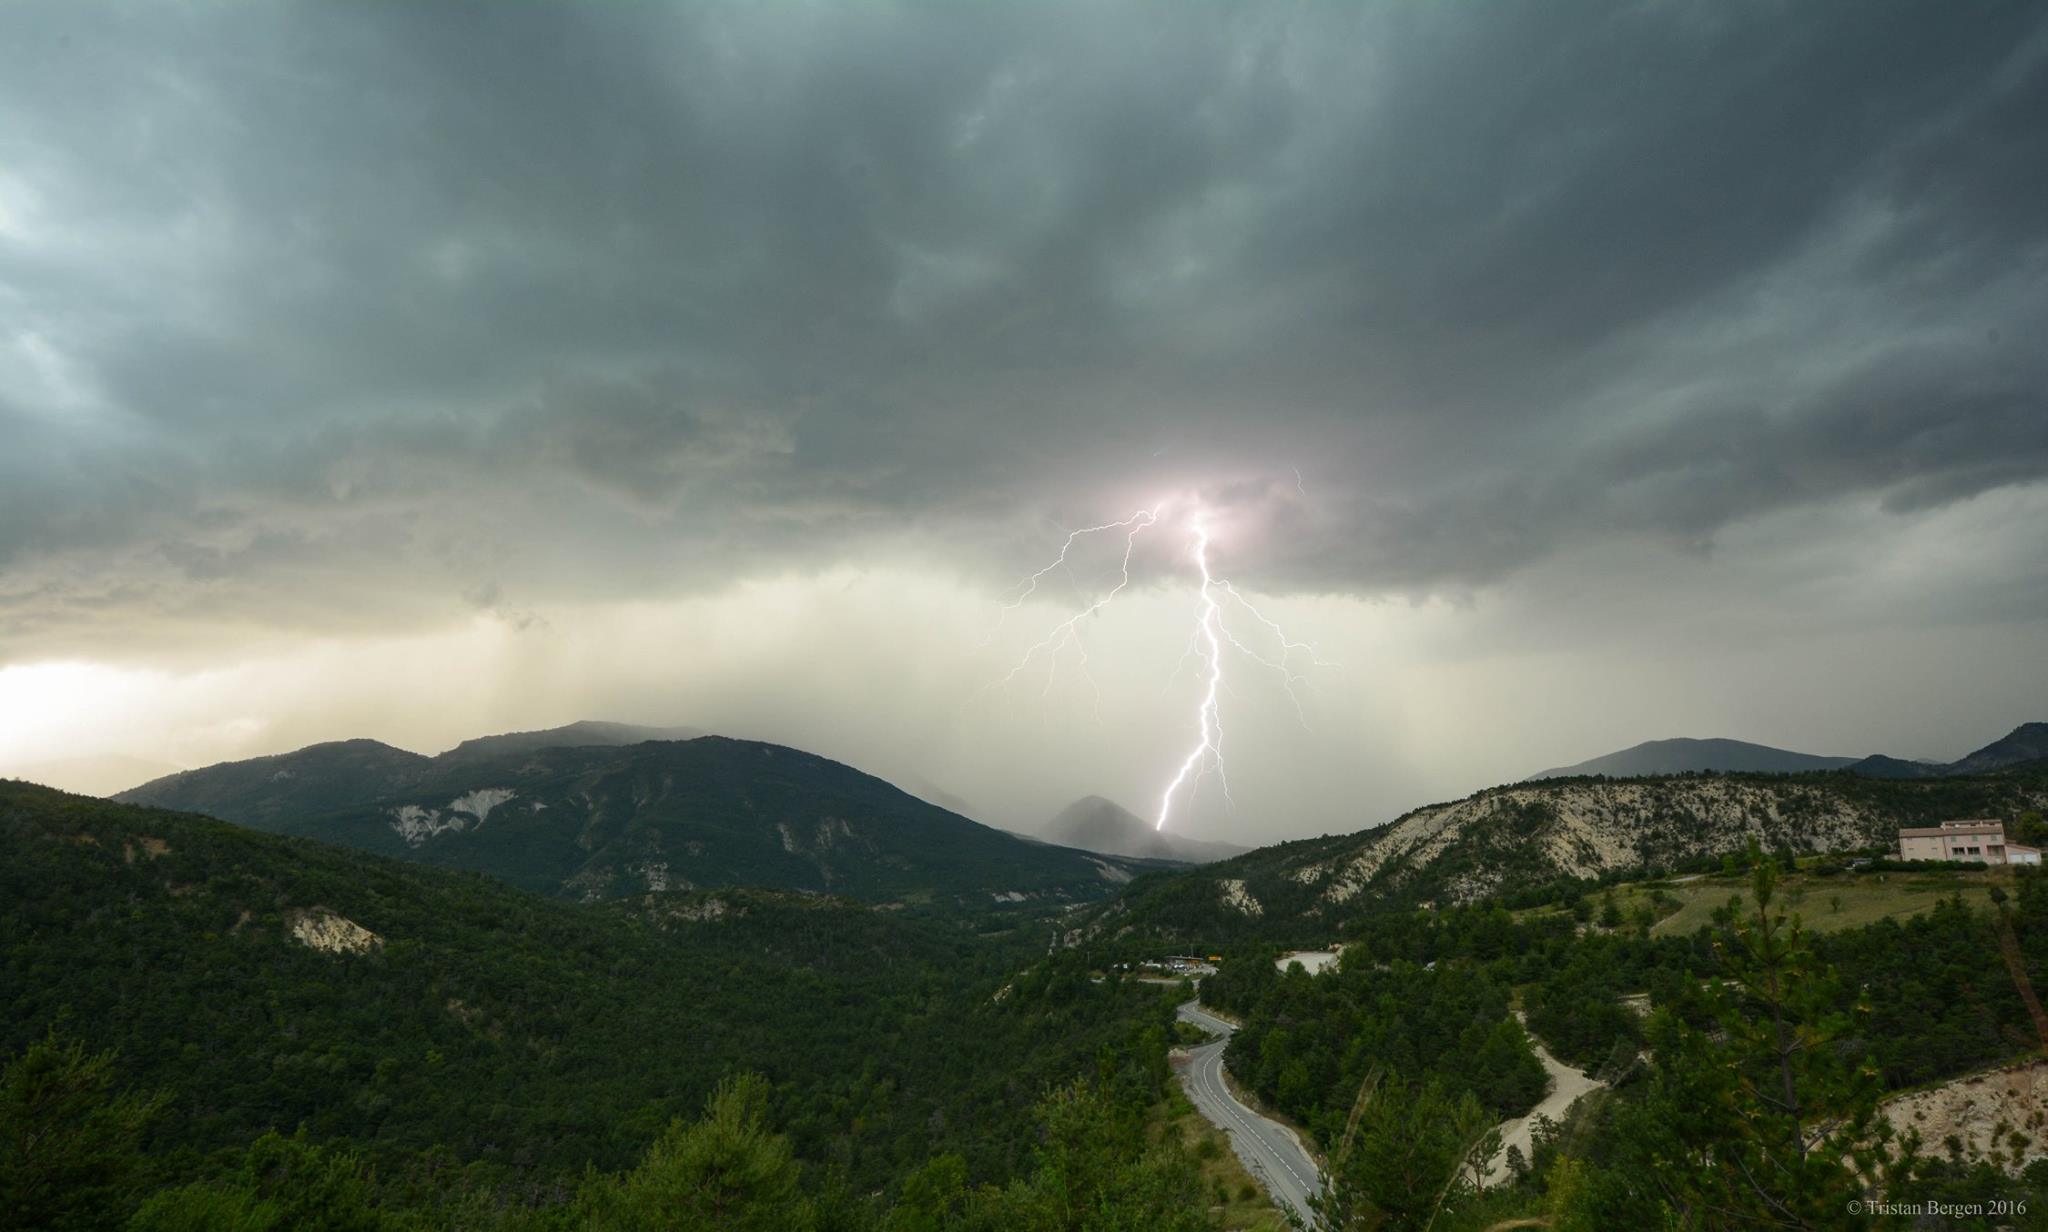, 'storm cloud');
2,2,2045,836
